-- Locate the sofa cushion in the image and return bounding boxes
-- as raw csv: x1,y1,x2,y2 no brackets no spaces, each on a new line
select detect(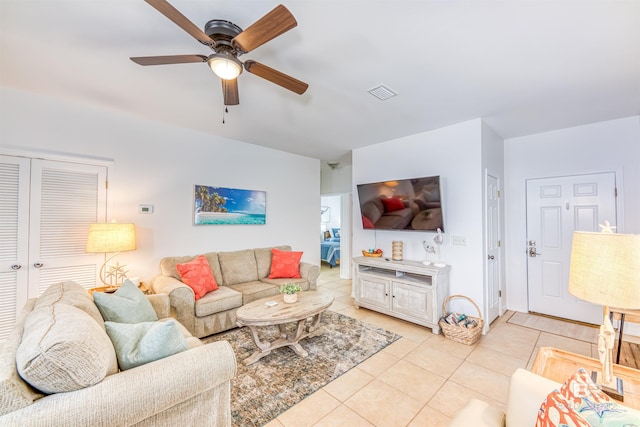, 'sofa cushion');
536,389,590,427
93,279,159,323
34,280,105,327
228,281,279,304
361,199,383,224
176,255,219,300
16,303,118,394
268,248,303,279
0,299,44,416
558,368,640,425
160,252,223,285
362,215,375,229
219,249,259,286
105,320,189,370
255,245,291,278
194,285,243,317
381,196,405,212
